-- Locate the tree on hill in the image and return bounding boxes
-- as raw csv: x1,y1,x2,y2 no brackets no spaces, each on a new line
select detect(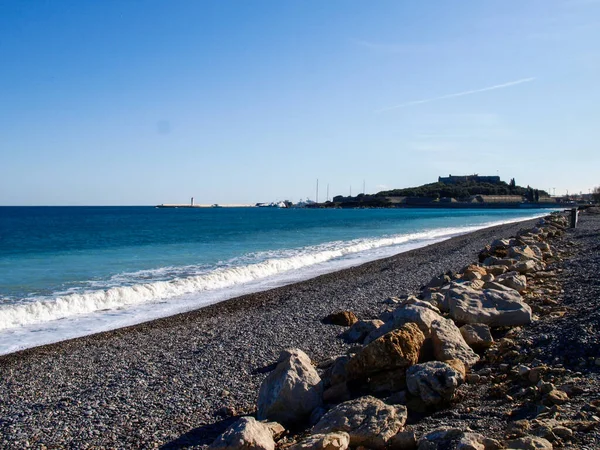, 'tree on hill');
377,179,546,200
